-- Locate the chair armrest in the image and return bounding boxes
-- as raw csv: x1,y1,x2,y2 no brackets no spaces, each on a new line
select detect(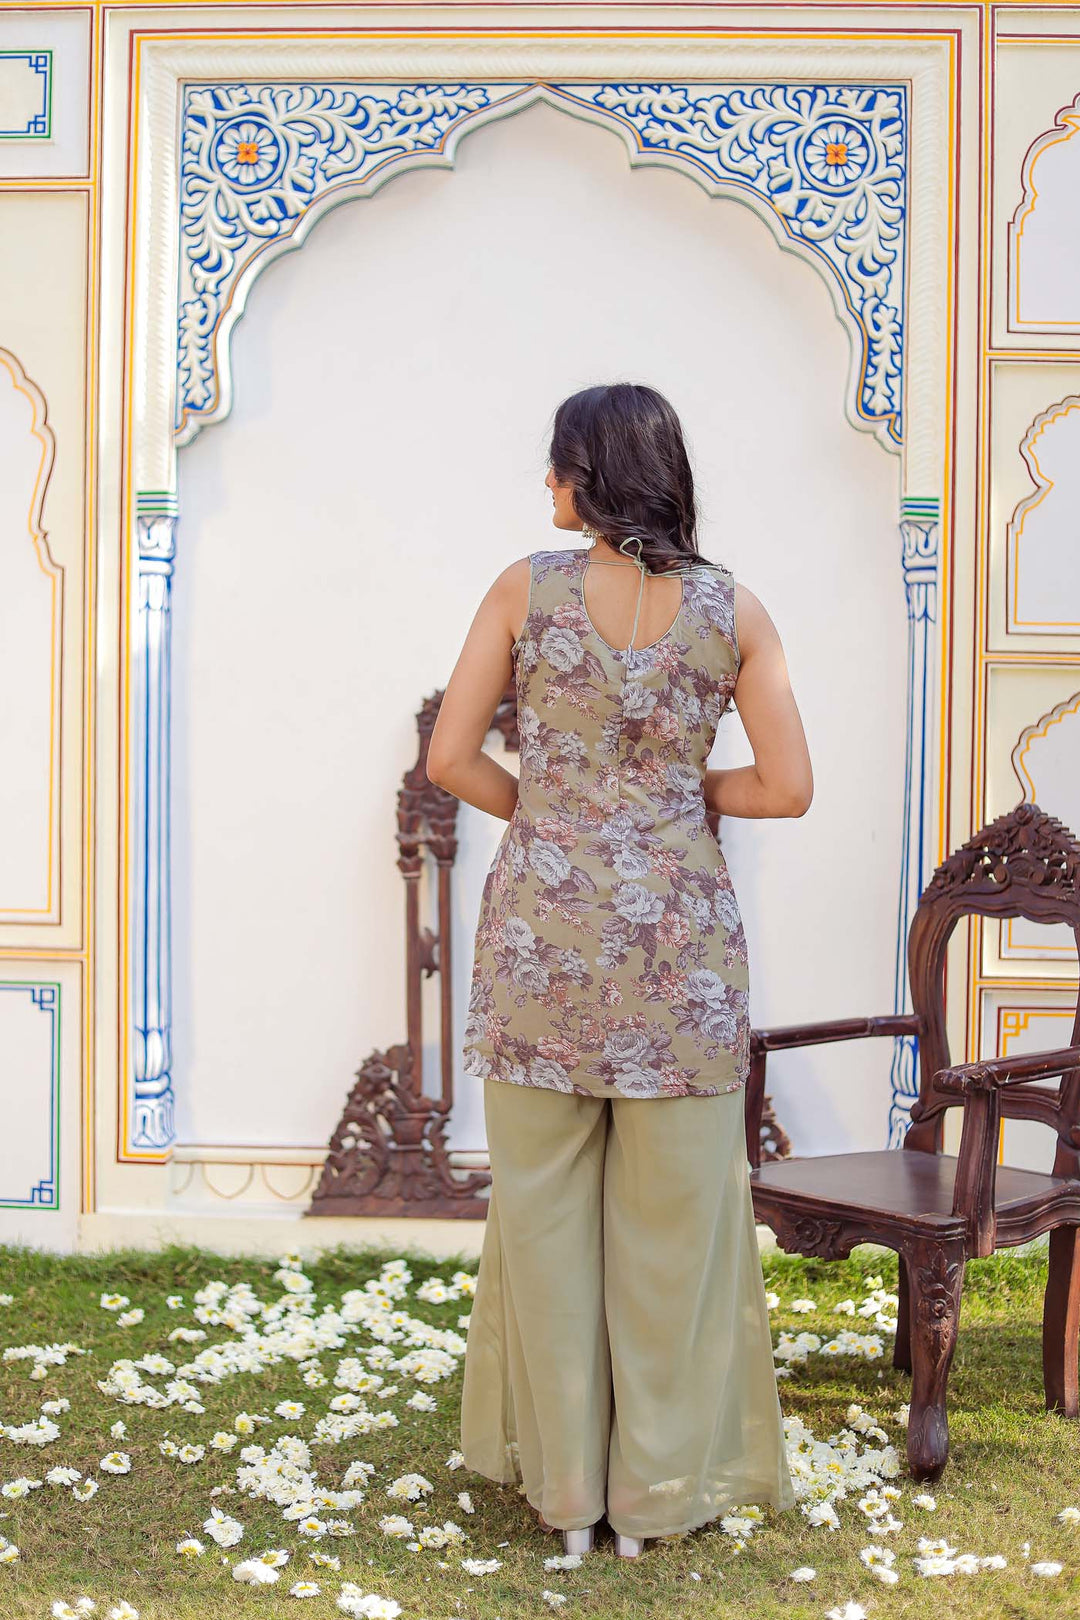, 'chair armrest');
934,1045,1080,1096
743,1014,922,1168
750,1013,922,1054
940,1046,1080,1258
